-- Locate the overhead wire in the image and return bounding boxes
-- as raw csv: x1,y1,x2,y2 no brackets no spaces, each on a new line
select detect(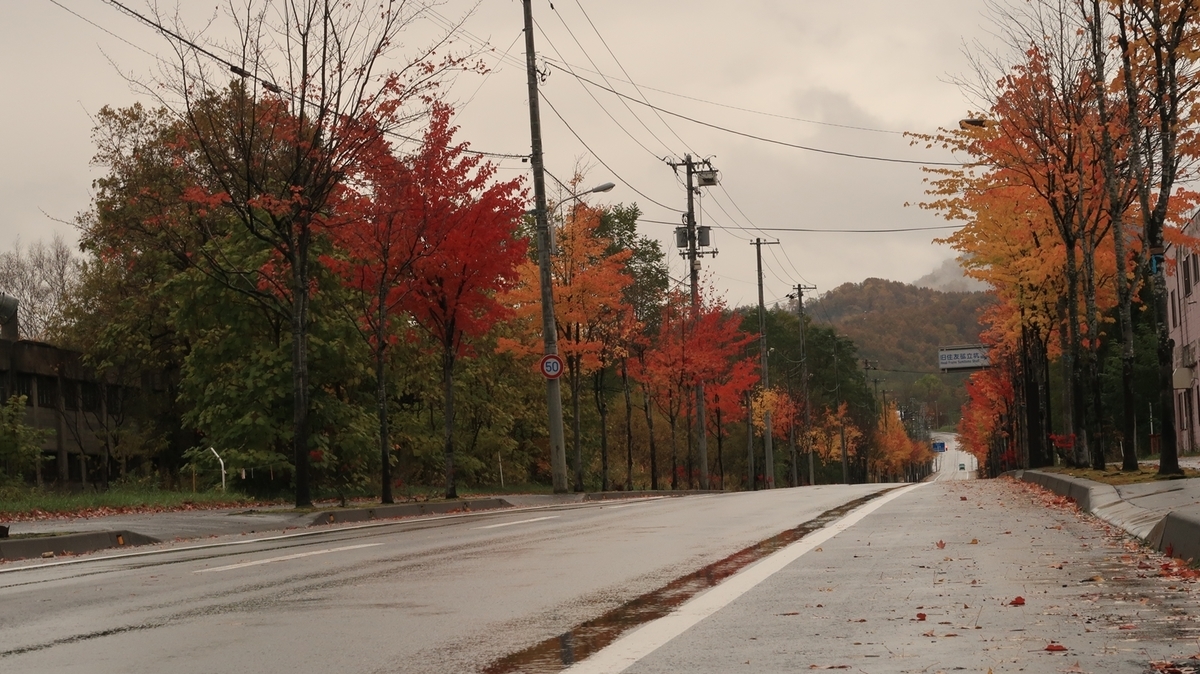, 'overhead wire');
568,0,699,157
531,18,663,161
547,5,677,158
538,92,680,213
541,56,907,136
552,67,965,167
103,0,528,160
